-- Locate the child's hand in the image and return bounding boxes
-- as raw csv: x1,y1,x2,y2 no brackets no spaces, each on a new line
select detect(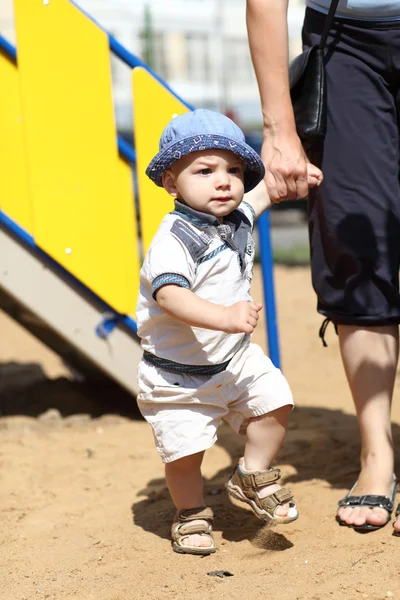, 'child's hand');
307,162,323,188
221,301,263,334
